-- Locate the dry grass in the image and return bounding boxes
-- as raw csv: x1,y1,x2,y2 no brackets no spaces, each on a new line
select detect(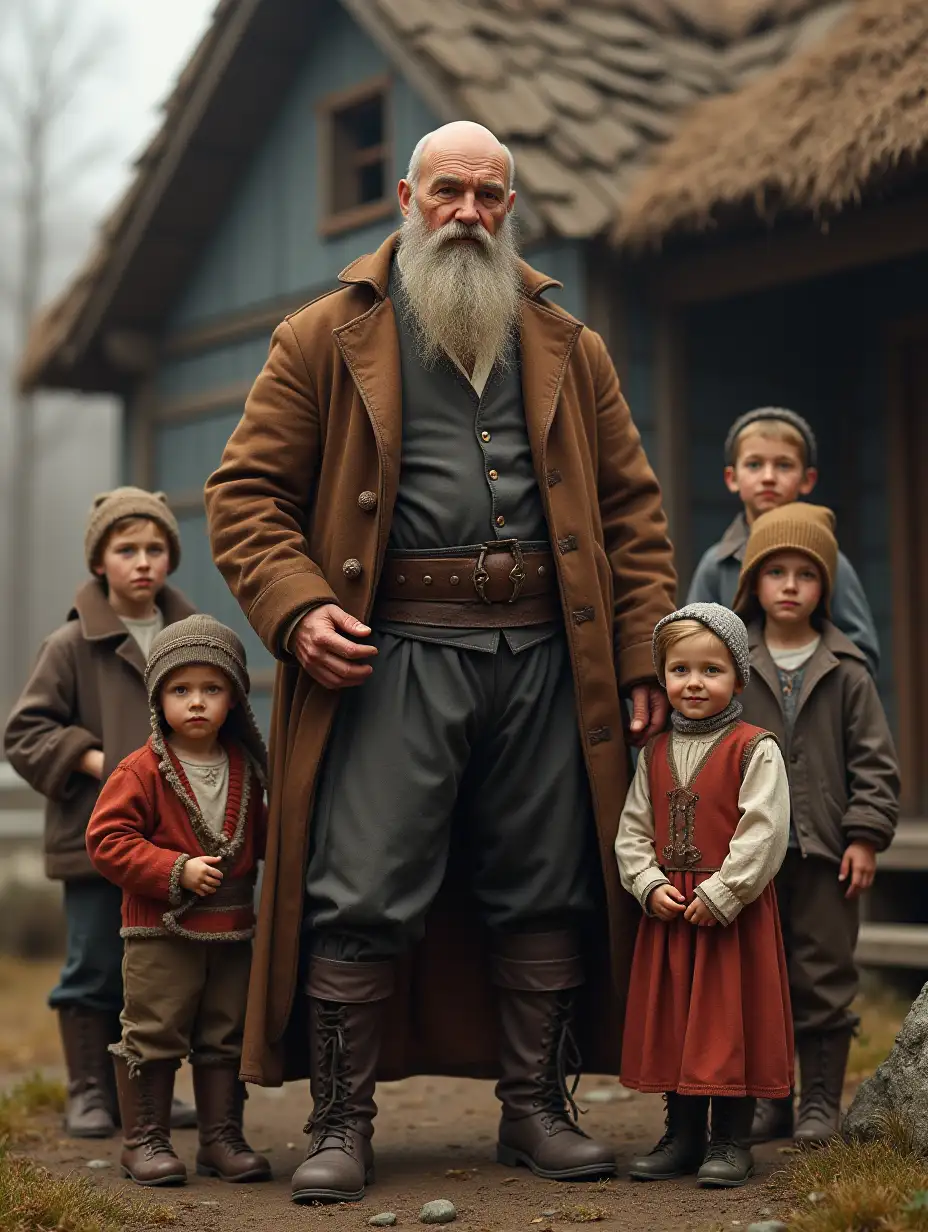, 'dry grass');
849,991,911,1081
0,1071,65,1146
0,1144,176,1232
0,956,63,1072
